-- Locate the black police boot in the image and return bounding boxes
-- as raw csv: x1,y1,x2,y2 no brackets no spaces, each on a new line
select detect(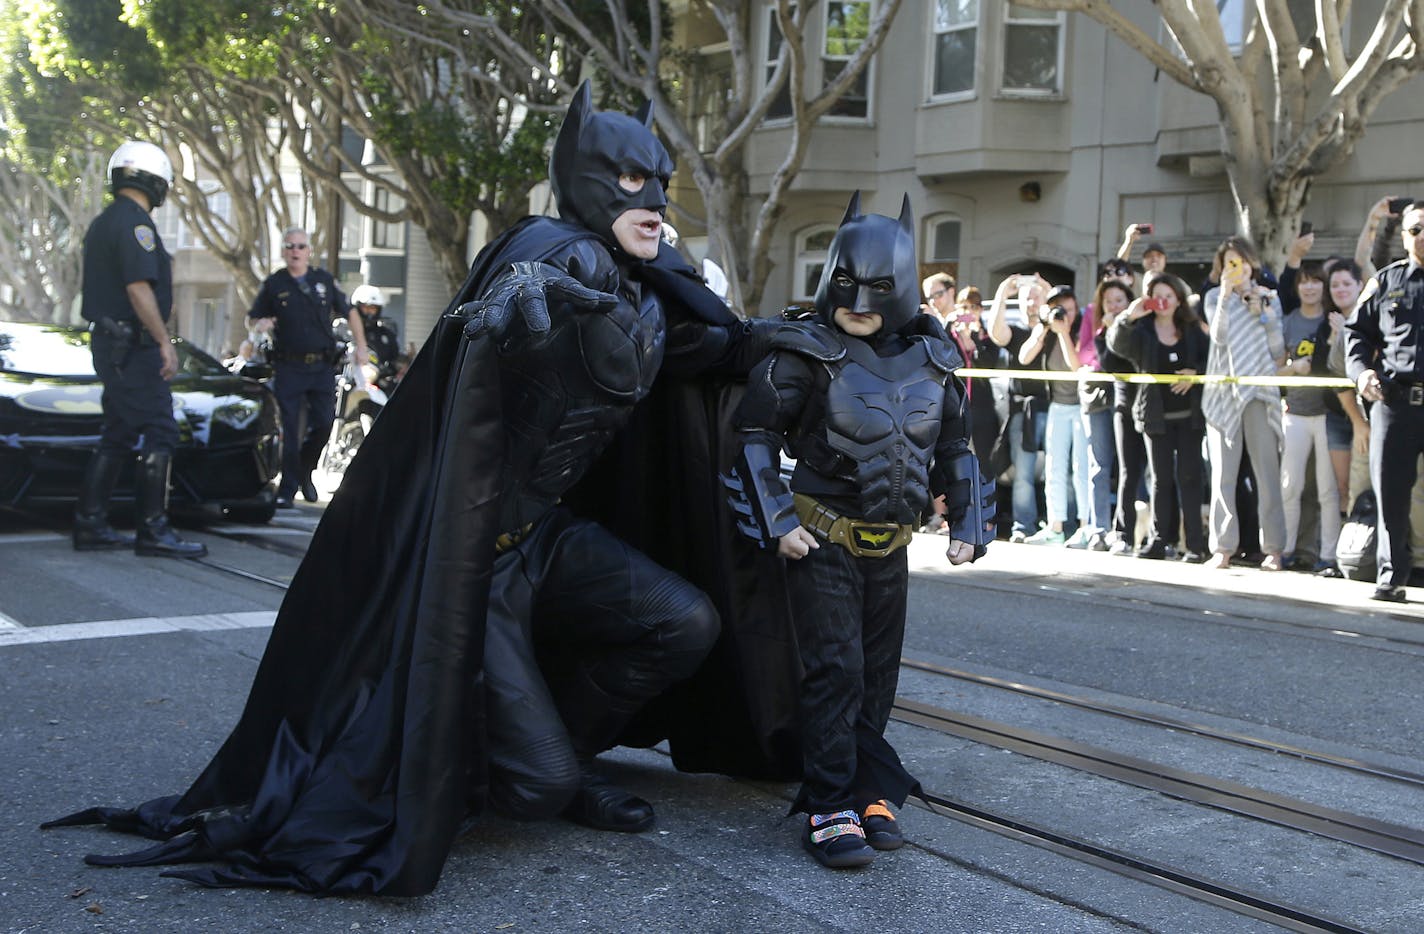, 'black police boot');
561,756,655,833
73,451,134,551
298,437,323,502
133,452,207,559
